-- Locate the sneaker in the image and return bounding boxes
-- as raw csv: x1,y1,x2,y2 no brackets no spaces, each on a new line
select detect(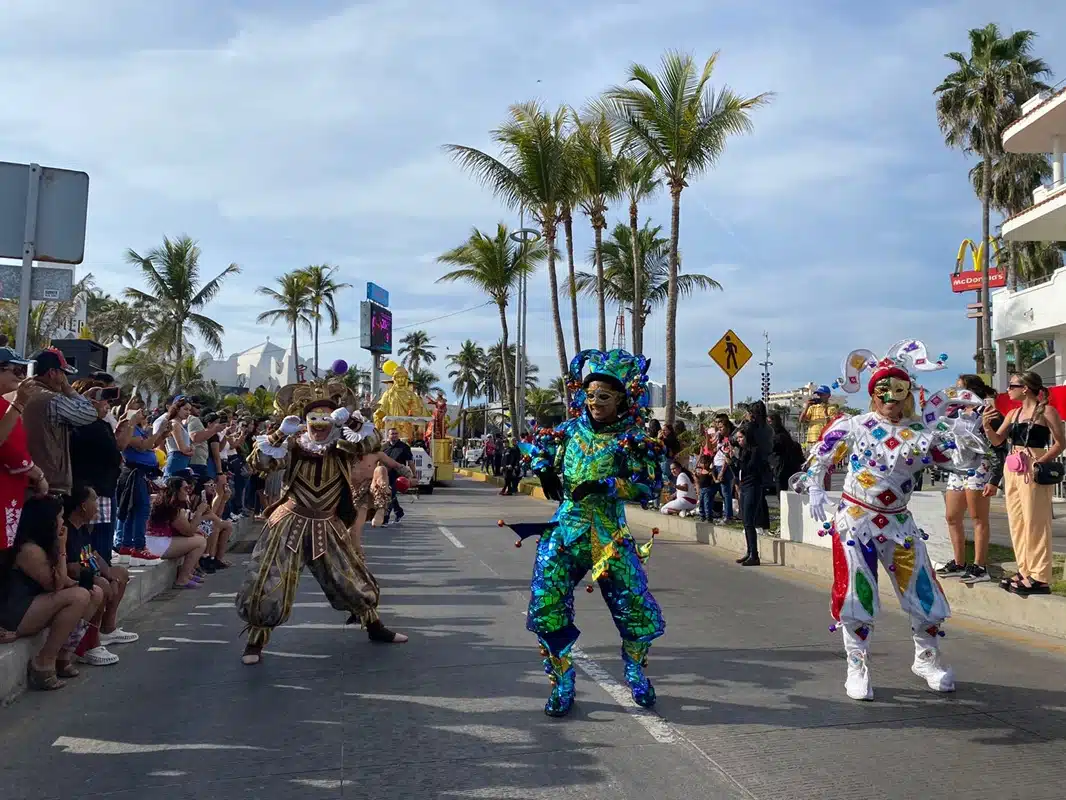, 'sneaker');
845,651,873,701
936,559,964,577
961,564,990,584
198,558,217,574
911,648,955,692
127,548,161,566
99,628,139,646
77,646,120,666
